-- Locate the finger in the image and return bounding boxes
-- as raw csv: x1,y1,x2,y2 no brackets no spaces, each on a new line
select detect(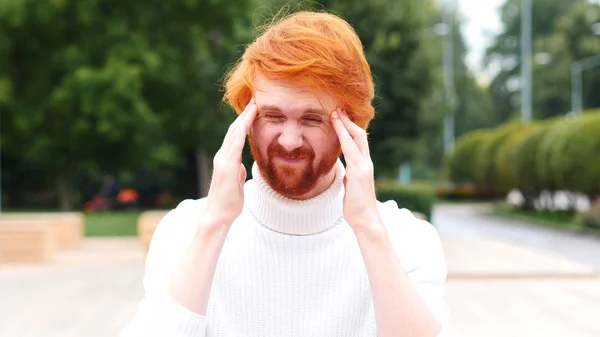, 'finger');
330,110,361,161
337,109,370,156
223,98,255,149
221,112,246,150
230,100,258,155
